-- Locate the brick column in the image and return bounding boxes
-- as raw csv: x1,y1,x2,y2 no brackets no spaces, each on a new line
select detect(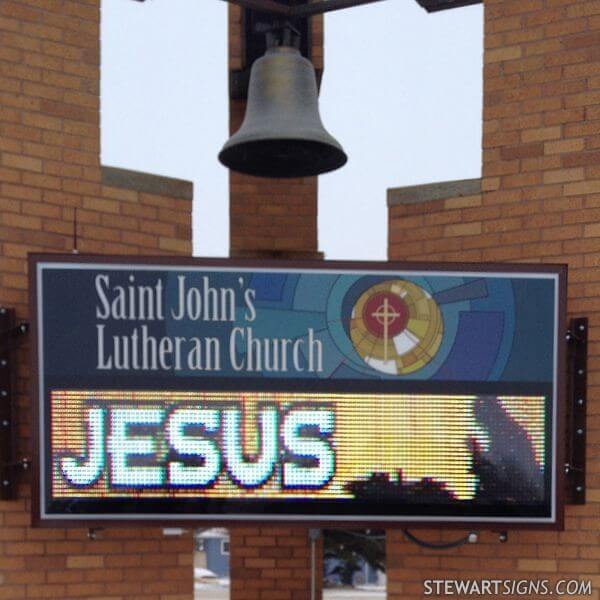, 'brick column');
228,4,323,259
385,0,600,597
0,1,194,596
227,5,324,599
